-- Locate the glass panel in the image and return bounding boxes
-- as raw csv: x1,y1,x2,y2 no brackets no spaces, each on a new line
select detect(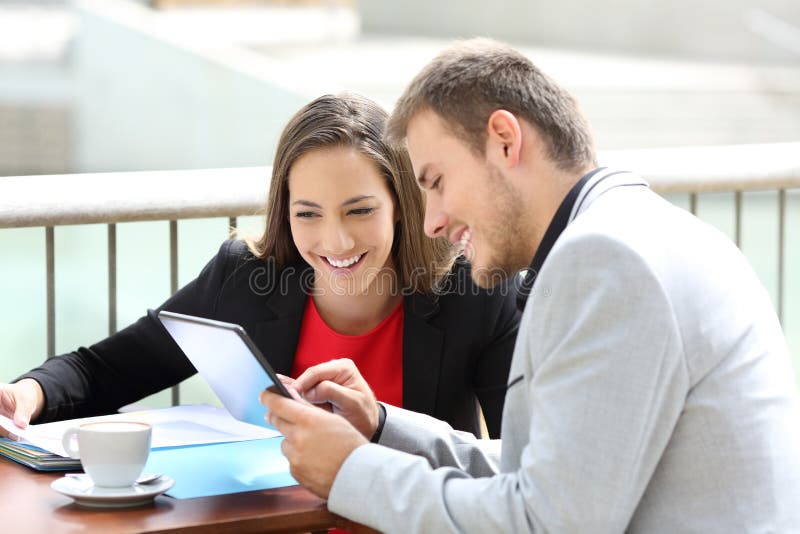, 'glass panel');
117,220,171,409
694,191,735,242
662,192,690,212
0,227,46,382
53,224,109,355
739,190,779,307
177,217,231,288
